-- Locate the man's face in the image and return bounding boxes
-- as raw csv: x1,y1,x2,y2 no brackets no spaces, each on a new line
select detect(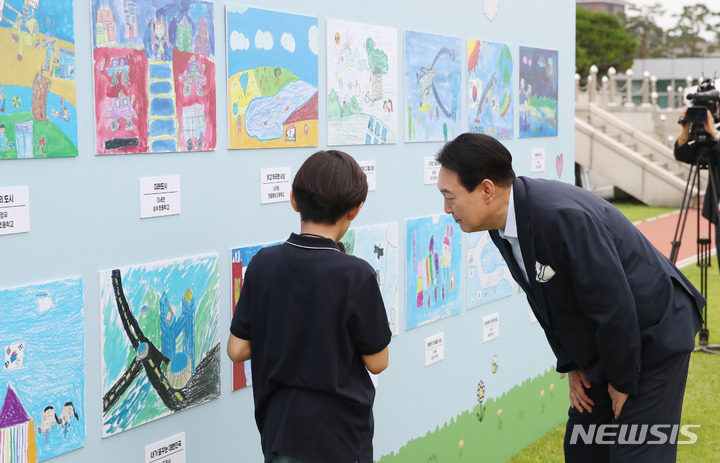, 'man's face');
438,167,490,233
